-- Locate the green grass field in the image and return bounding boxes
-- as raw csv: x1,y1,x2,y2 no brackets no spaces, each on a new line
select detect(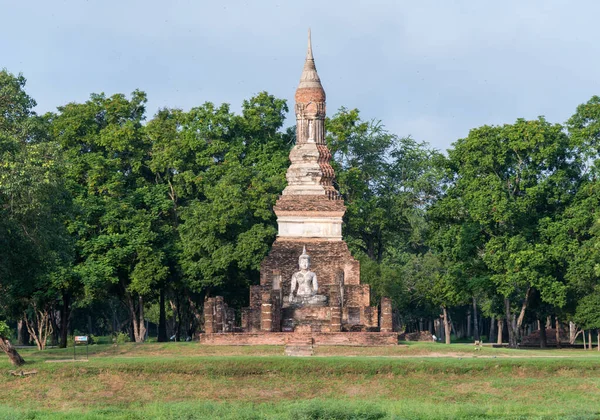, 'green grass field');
2,342,600,419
